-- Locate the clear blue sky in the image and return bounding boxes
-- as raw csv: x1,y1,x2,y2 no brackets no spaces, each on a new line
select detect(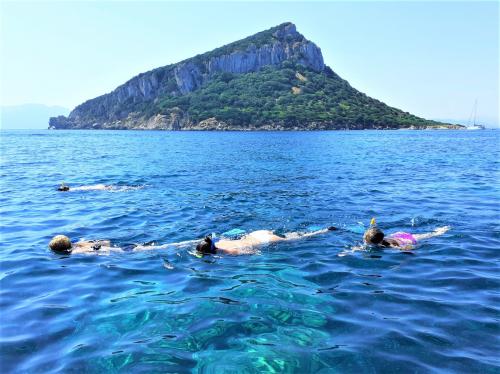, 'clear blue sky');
1,1,498,126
